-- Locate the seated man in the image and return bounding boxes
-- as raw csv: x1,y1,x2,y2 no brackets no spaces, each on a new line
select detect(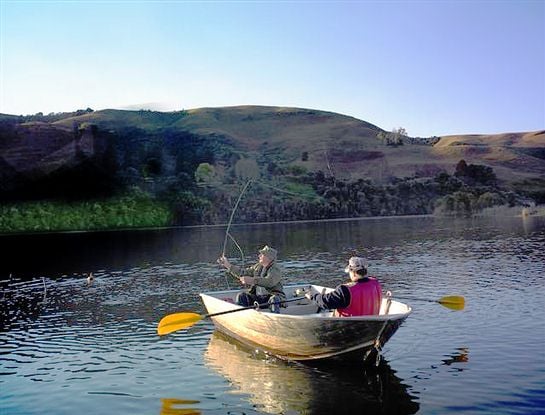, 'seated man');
306,256,382,316
217,245,286,312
